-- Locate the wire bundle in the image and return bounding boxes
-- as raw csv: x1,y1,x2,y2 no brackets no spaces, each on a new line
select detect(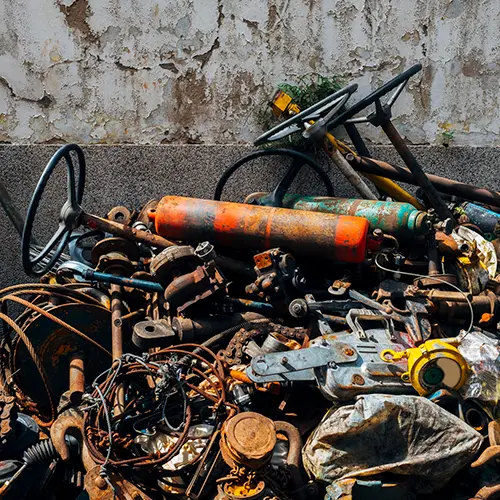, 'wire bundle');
83,344,235,475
